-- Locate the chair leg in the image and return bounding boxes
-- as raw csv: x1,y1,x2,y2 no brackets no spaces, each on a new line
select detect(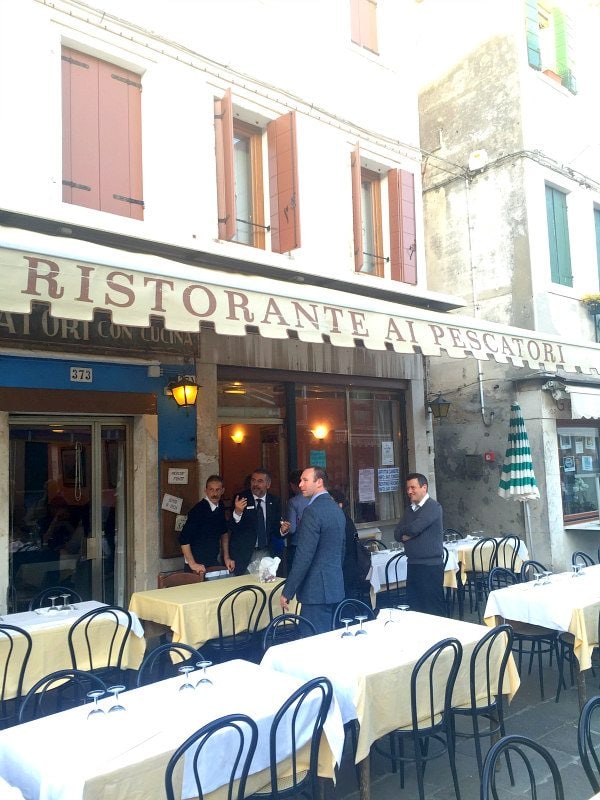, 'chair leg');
537,641,545,700
447,728,462,800
413,734,426,800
